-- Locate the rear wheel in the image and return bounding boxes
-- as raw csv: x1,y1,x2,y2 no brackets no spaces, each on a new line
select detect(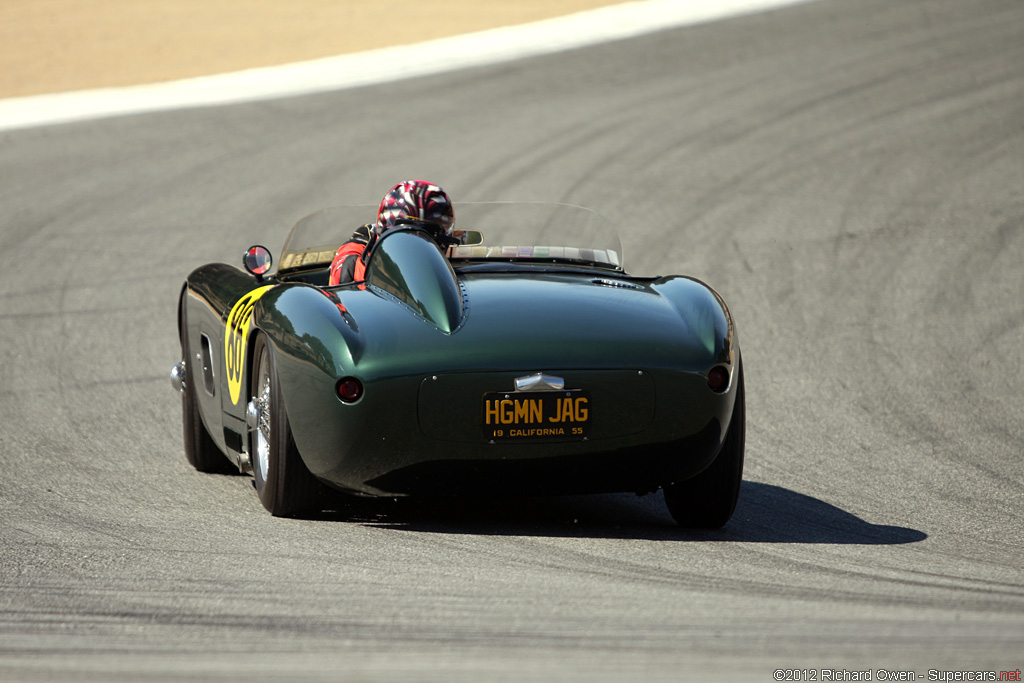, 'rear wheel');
664,360,745,529
250,333,330,517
